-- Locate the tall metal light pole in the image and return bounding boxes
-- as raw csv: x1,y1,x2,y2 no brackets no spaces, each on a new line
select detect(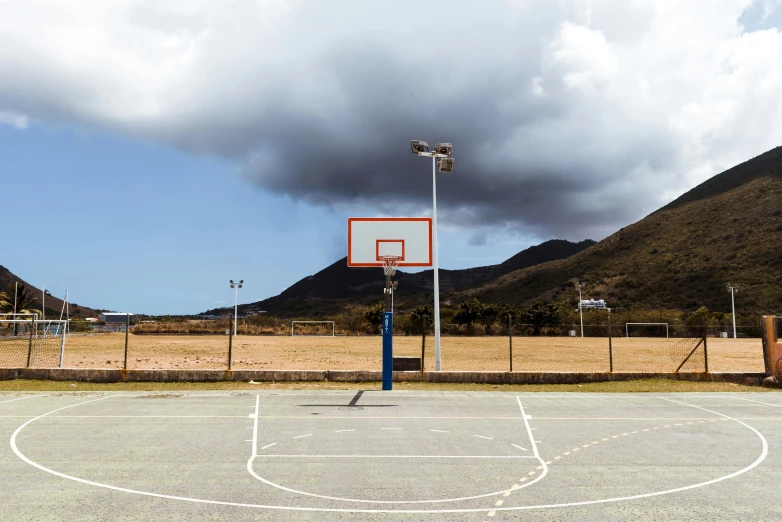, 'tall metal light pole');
575,281,585,337
411,141,454,371
727,283,739,339
229,279,243,336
